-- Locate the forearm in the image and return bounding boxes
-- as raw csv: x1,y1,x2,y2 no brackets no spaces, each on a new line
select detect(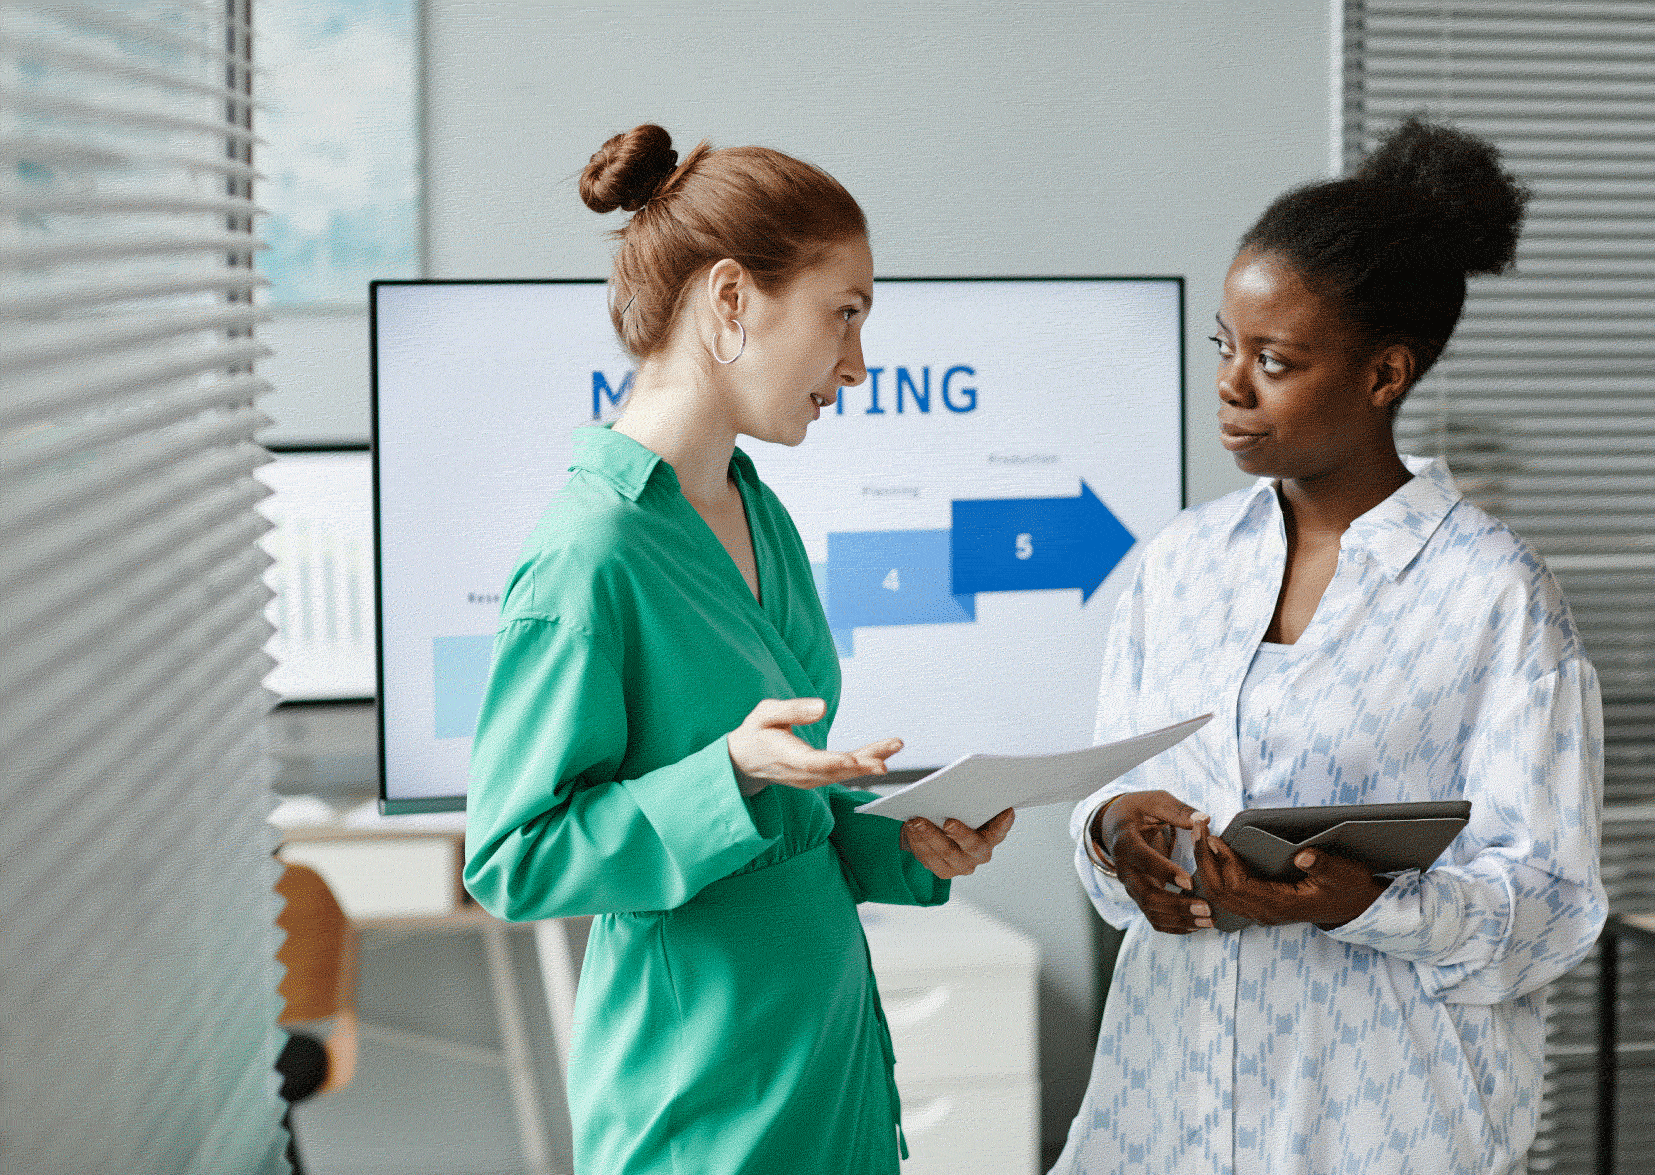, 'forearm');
465,737,774,921
1324,854,1606,1003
